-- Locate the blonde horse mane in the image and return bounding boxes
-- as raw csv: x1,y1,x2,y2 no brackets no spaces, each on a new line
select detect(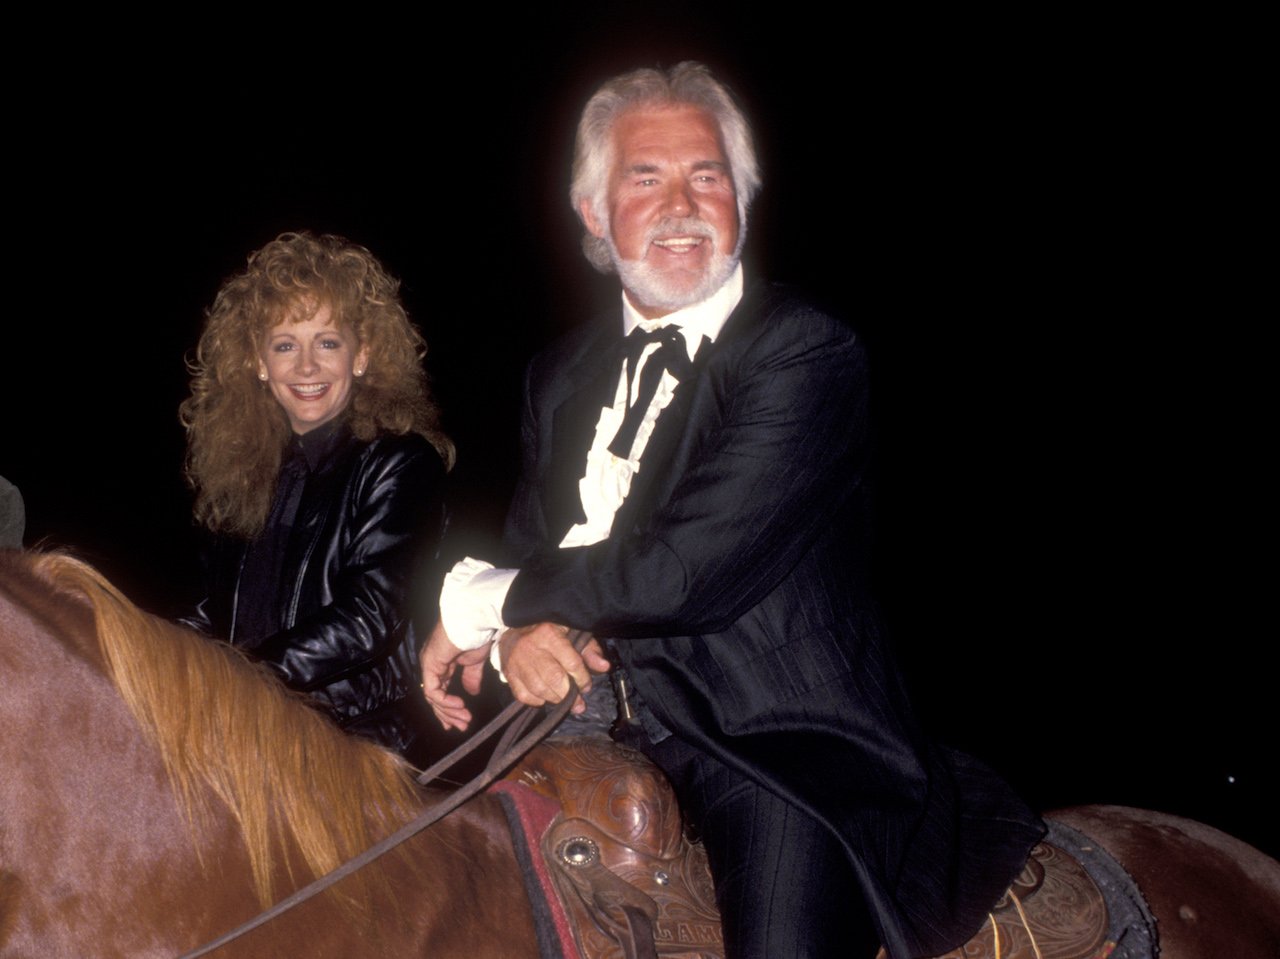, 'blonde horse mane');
30,552,425,913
